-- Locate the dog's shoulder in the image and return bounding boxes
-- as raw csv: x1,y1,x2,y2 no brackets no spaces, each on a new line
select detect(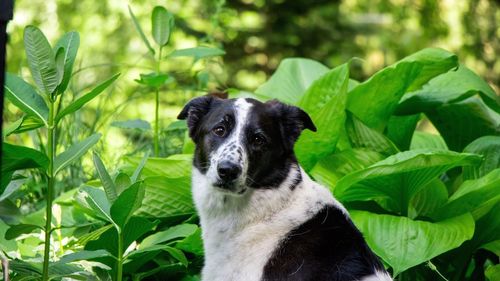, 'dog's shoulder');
262,202,387,281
